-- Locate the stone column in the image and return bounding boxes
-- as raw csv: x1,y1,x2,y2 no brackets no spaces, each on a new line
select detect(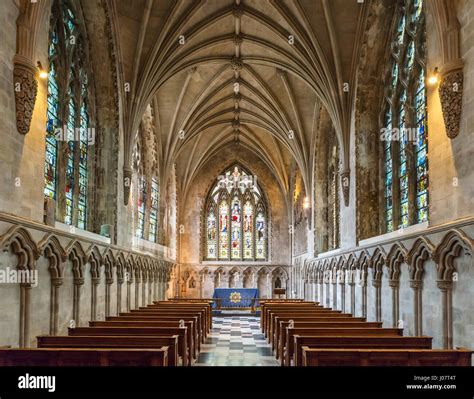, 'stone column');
116,278,123,315
105,278,113,318
389,279,400,328
19,284,32,347
437,280,453,349
361,271,367,318
50,277,63,335
73,278,84,326
339,278,345,313
372,279,382,322
126,278,132,311
350,281,356,316
91,278,100,321
135,278,141,309
142,276,147,307
410,280,423,336
332,279,337,310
